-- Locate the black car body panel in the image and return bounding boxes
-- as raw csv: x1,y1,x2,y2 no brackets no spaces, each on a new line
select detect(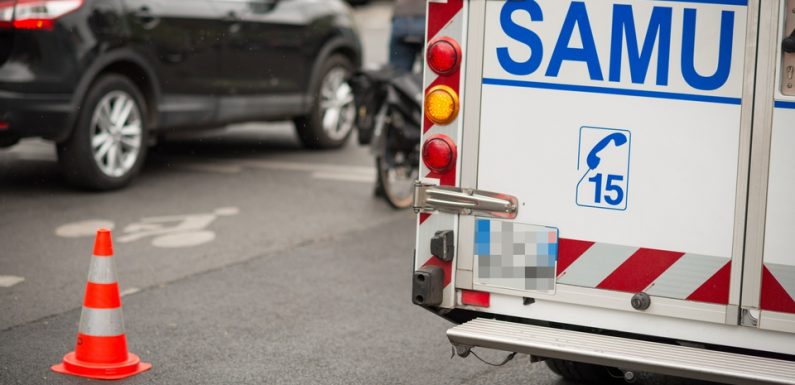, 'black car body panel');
0,0,362,143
